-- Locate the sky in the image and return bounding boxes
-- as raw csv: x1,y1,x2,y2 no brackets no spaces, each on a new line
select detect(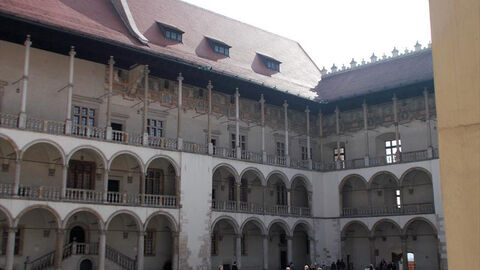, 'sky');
181,0,432,71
